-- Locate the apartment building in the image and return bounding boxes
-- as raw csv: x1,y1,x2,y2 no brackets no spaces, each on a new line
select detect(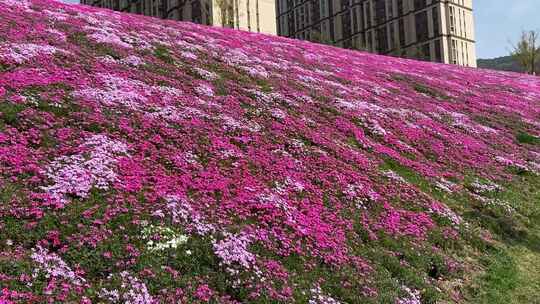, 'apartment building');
82,0,277,35
276,0,477,67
